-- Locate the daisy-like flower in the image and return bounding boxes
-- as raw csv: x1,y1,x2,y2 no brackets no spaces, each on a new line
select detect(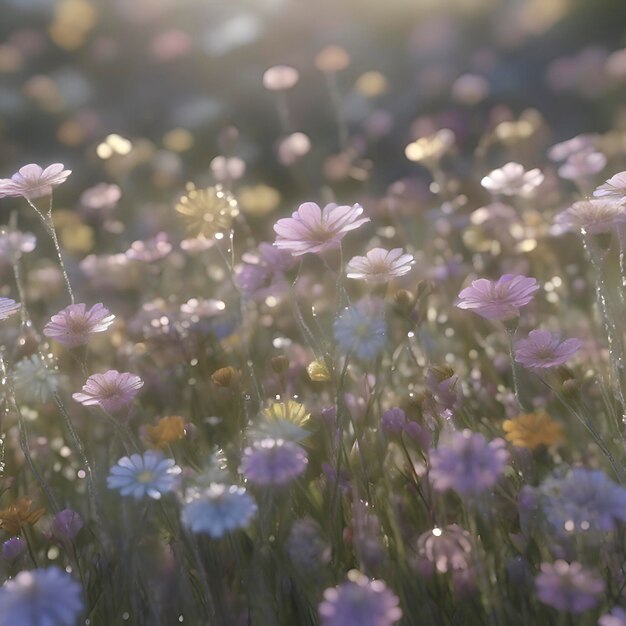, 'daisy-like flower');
252,400,312,442
456,274,540,321
557,150,606,180
274,201,369,256
175,183,239,239
125,232,173,262
240,438,308,486
554,198,626,235
181,484,258,537
319,570,402,626
535,561,604,613
334,298,387,359
480,162,544,197
0,297,20,321
548,134,598,162
429,430,510,497
0,497,45,535
514,330,582,369
43,303,115,348
594,171,626,201
107,450,181,500
502,411,564,449
12,355,62,405
0,567,83,626
72,370,143,413
346,248,414,283
0,164,71,200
